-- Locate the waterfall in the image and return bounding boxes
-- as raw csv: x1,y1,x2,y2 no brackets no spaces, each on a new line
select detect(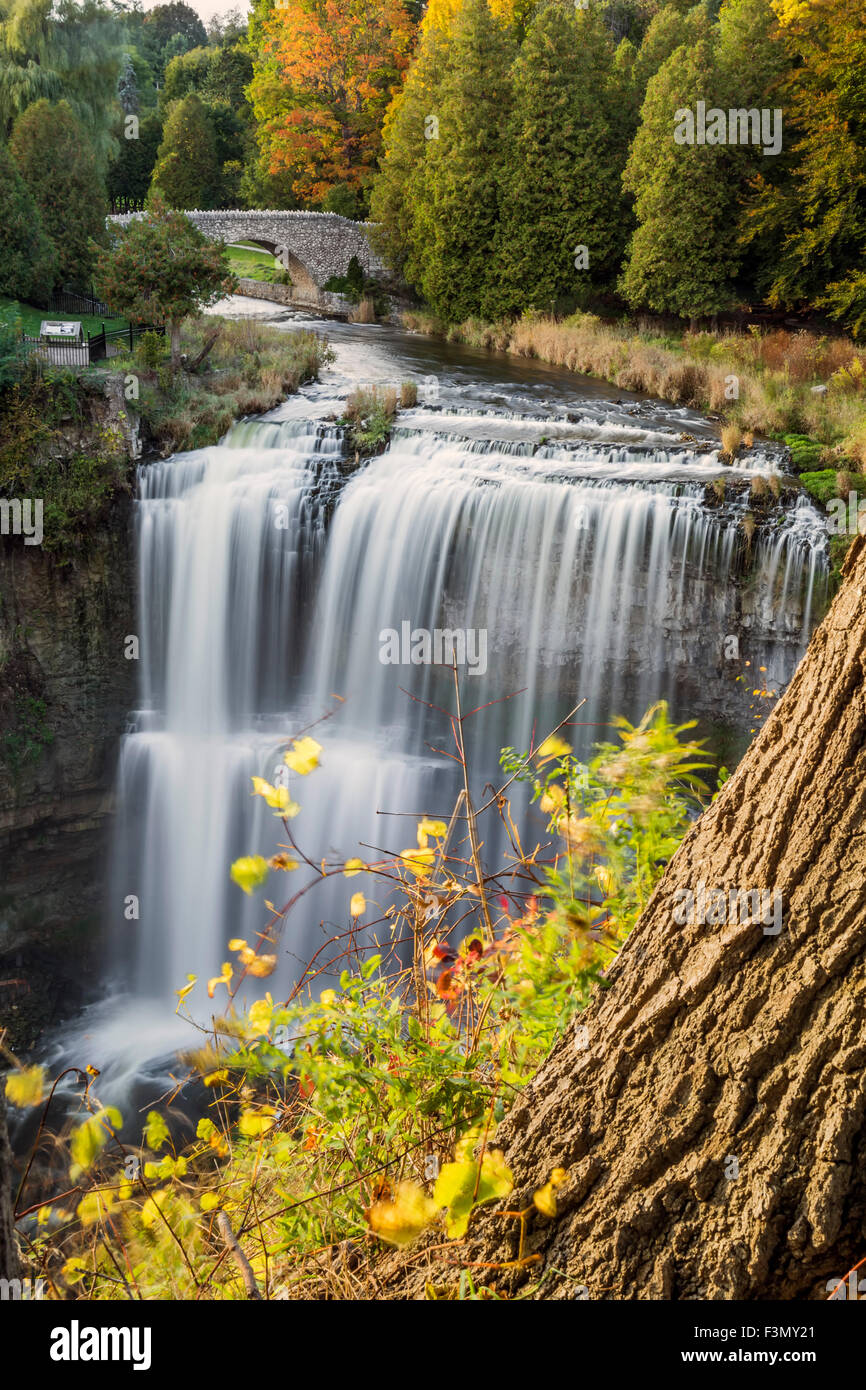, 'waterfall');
69,379,828,1094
